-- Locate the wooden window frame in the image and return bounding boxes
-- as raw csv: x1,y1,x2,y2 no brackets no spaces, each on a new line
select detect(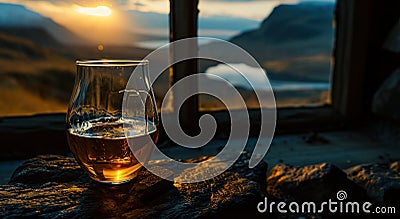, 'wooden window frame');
169,0,364,135
0,0,389,159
